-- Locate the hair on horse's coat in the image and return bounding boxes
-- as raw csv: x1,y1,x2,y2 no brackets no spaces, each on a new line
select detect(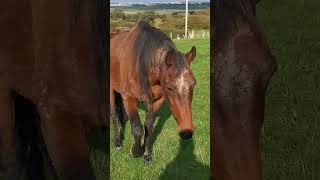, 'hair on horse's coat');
132,21,185,100
214,0,275,63
214,0,253,50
